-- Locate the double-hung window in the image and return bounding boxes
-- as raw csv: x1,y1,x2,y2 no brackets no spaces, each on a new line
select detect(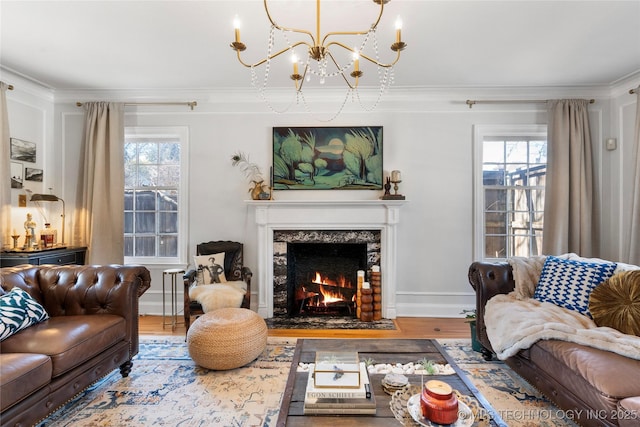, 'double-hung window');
124,127,189,264
474,125,547,261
